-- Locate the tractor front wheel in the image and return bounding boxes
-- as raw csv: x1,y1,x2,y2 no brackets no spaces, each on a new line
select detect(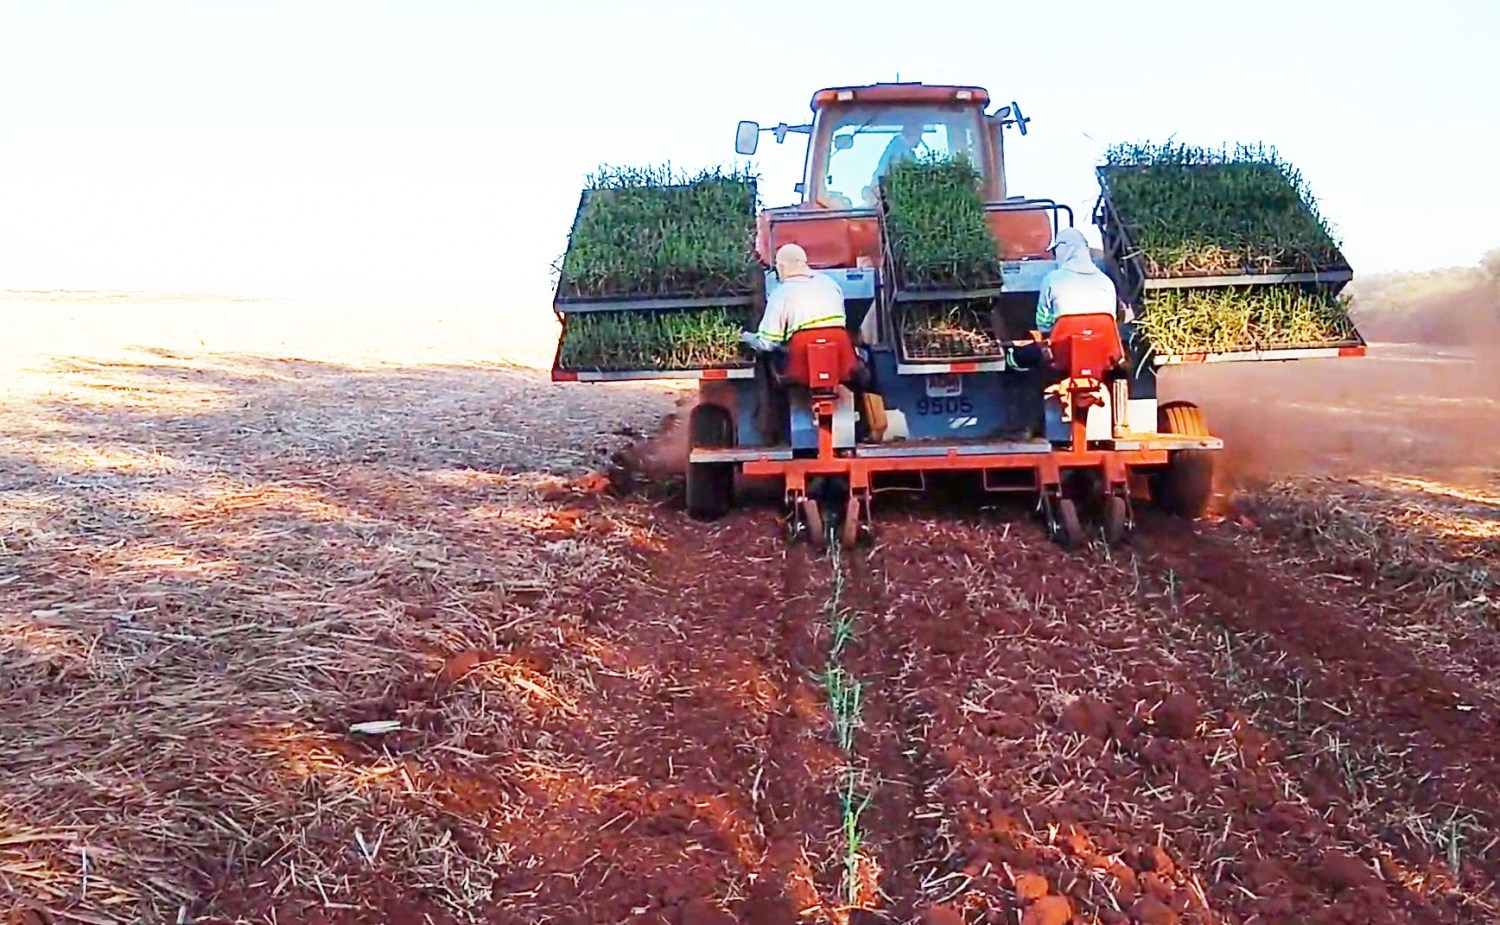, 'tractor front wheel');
1154,401,1214,519
685,404,735,521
